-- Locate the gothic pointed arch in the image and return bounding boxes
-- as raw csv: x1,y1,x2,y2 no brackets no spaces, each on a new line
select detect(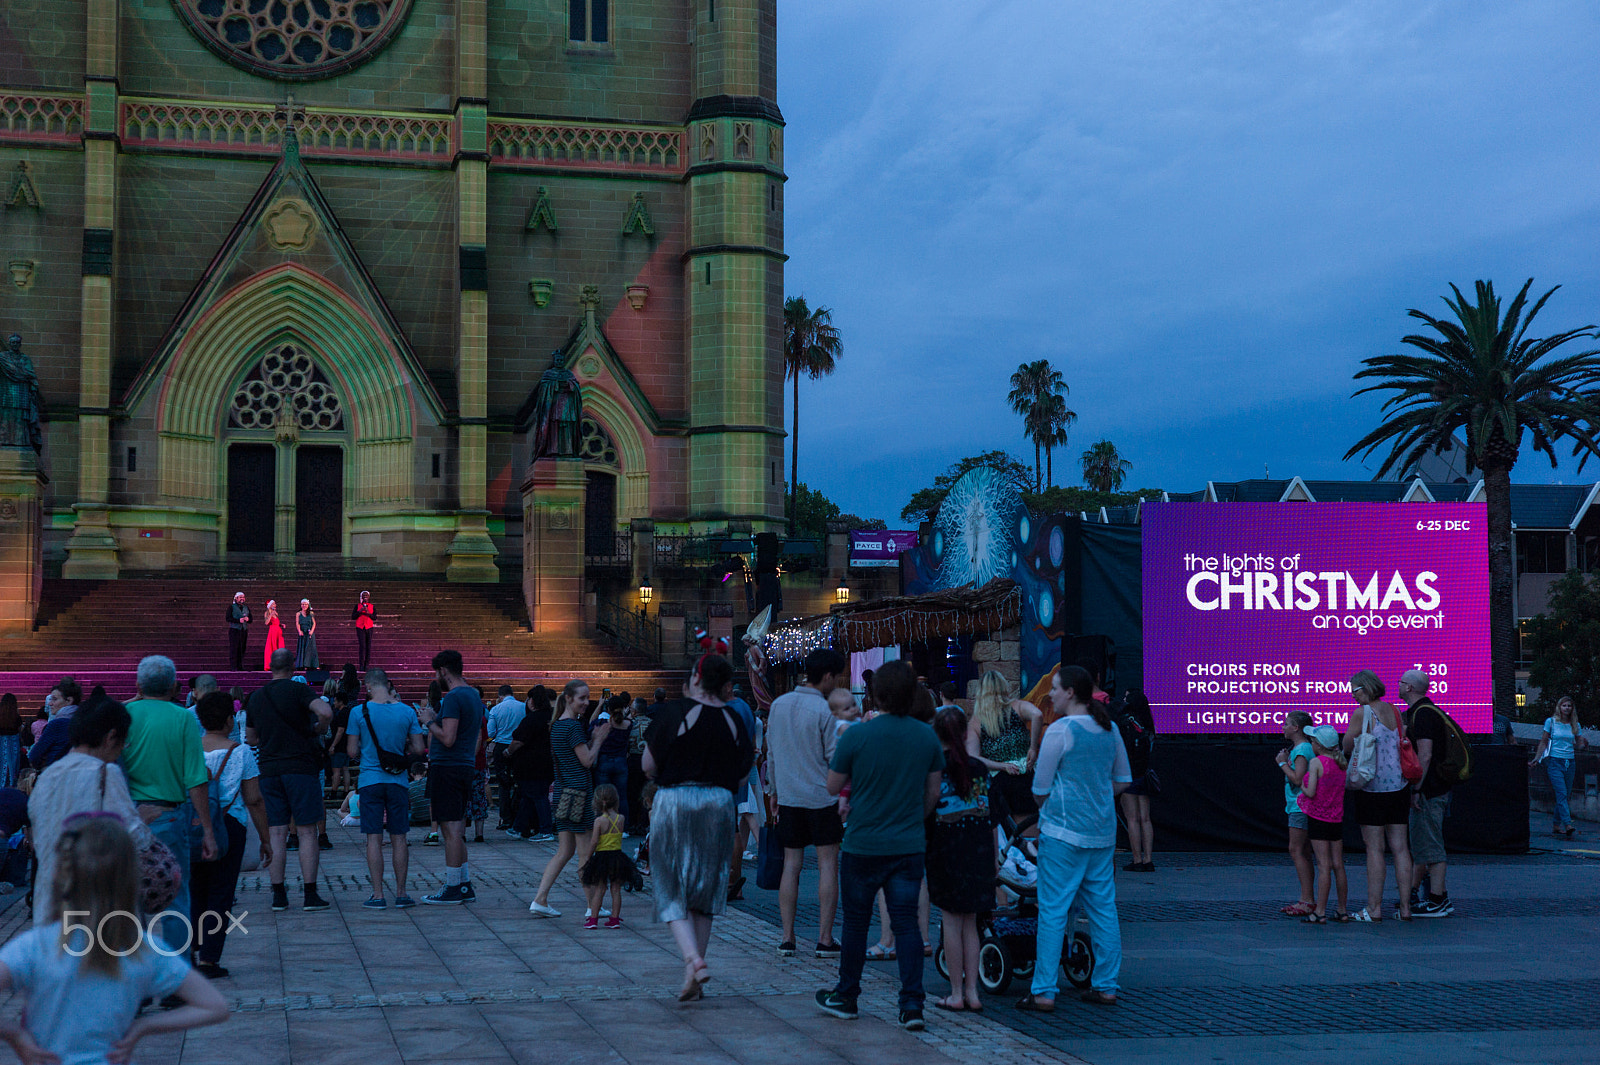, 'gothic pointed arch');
151,263,418,507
